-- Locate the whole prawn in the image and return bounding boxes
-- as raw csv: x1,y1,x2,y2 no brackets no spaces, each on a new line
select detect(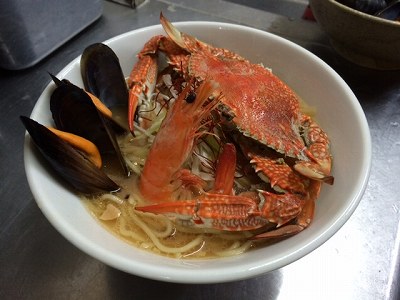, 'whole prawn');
138,80,221,203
